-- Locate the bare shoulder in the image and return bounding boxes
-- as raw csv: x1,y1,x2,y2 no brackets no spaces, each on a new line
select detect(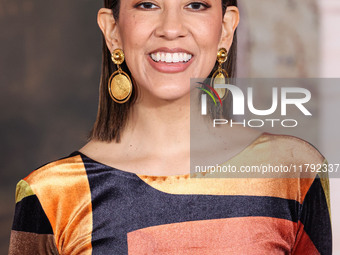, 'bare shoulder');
79,139,124,165
258,133,325,164
208,125,263,152
78,139,142,173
